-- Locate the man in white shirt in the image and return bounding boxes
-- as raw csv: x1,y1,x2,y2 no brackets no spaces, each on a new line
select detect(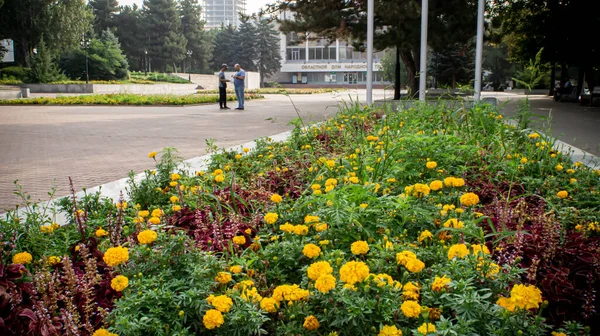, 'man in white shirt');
218,64,230,110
